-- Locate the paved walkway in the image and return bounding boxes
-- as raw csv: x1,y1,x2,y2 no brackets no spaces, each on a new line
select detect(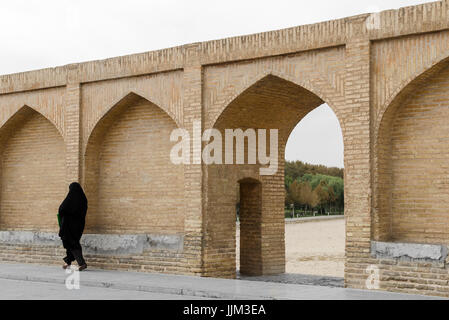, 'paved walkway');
0,278,208,300
0,262,442,300
238,273,344,288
